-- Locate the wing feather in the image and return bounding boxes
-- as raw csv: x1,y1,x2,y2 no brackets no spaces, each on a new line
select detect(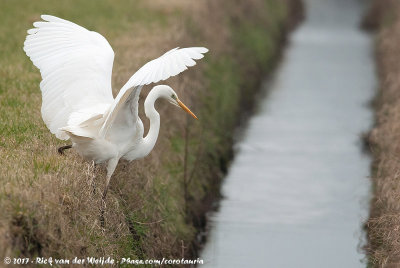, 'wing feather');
24,15,115,140
99,47,208,137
